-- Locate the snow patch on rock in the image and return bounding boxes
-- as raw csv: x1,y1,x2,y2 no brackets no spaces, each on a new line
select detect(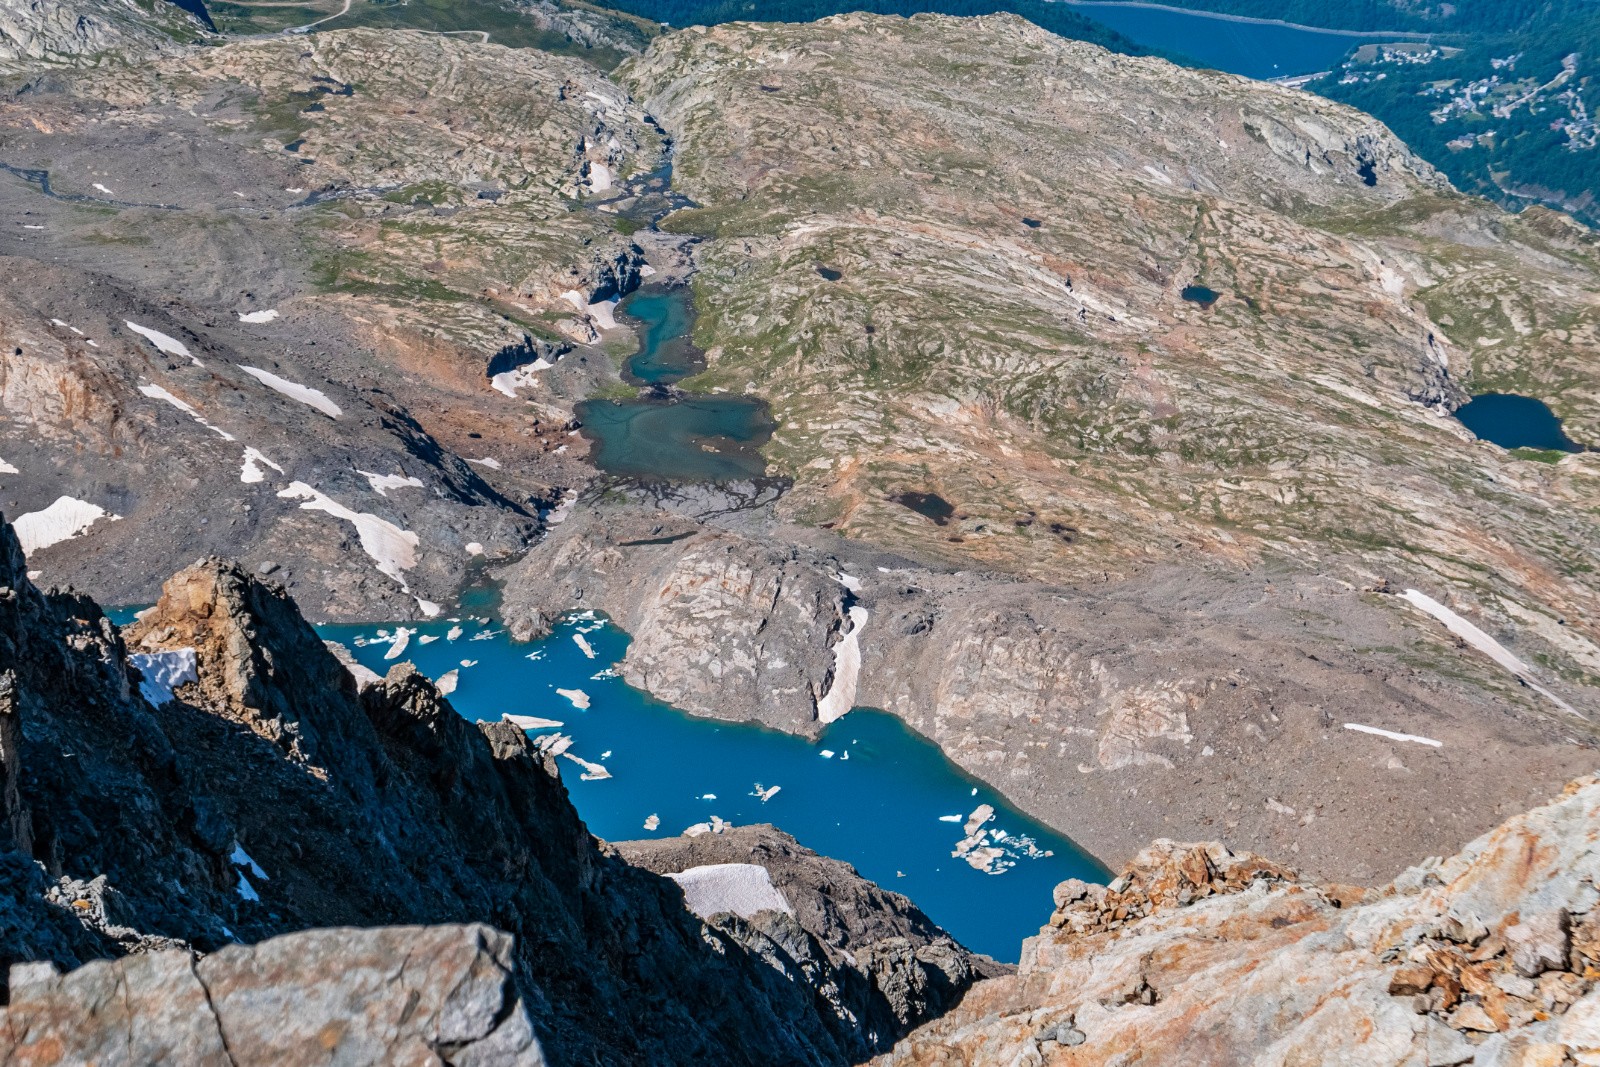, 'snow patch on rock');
240,366,341,418
13,496,121,555
667,864,793,921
